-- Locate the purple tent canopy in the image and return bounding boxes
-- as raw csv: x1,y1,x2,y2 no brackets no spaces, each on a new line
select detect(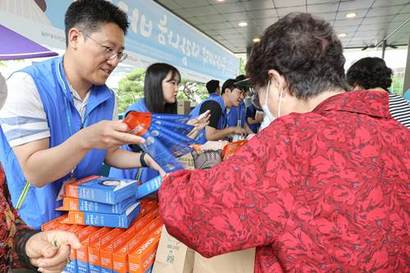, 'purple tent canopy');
0,24,58,60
